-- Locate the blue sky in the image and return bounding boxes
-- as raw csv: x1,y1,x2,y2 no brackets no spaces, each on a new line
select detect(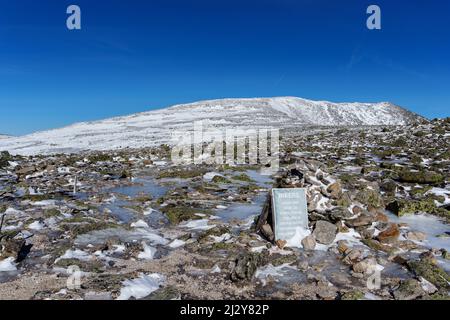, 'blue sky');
0,0,449,135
